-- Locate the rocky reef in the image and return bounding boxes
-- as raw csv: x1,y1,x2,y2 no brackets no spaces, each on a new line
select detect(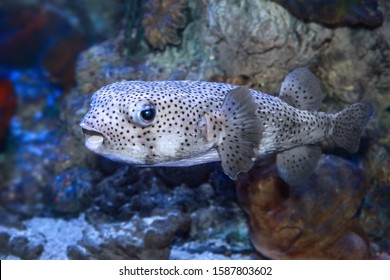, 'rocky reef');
0,0,390,259
142,0,188,50
271,0,383,28
237,156,370,259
